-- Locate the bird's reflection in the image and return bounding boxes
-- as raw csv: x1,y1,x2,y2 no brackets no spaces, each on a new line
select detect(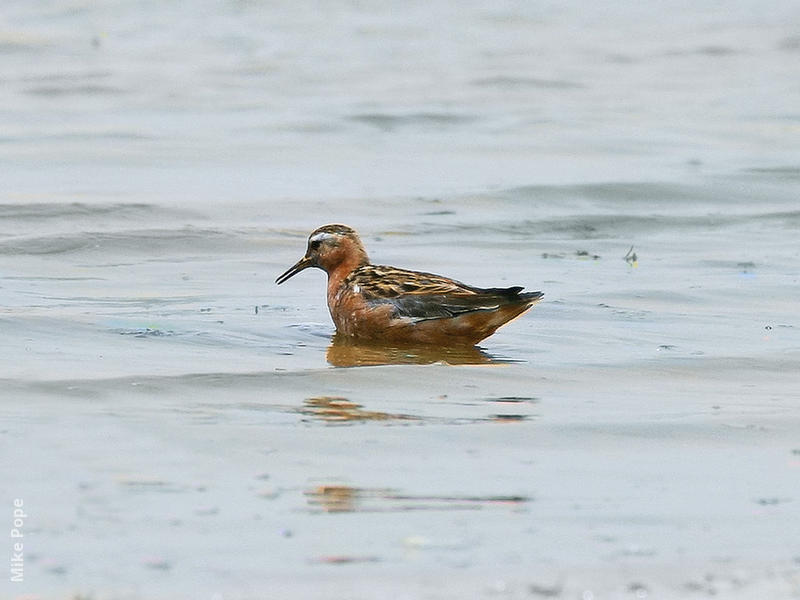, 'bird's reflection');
326,333,515,367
